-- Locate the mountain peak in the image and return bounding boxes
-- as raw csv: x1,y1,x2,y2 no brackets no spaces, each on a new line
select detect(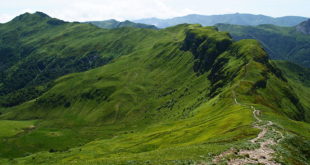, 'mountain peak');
296,19,310,34
9,11,67,27
11,11,51,23
33,11,50,18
